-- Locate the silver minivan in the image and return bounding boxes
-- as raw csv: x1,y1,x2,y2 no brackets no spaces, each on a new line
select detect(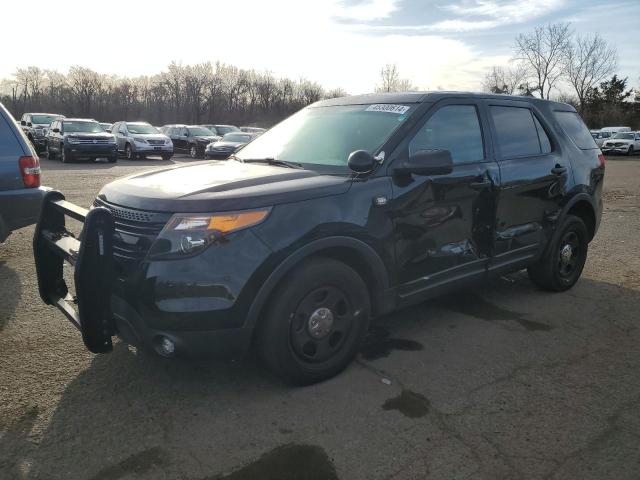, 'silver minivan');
112,121,173,160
